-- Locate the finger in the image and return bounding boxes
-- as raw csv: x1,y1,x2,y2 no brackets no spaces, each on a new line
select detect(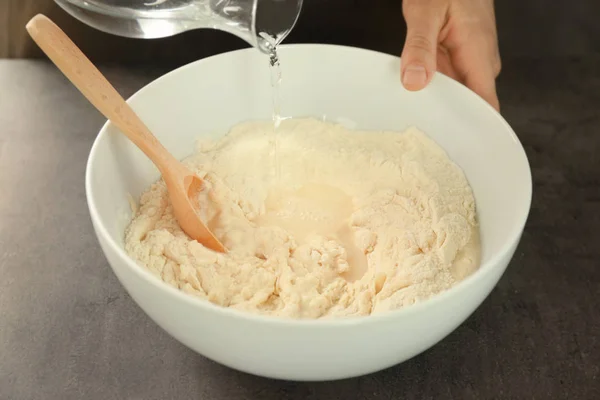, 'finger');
447,40,501,111
400,0,447,91
461,52,500,111
465,69,499,111
436,46,461,81
468,75,500,111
